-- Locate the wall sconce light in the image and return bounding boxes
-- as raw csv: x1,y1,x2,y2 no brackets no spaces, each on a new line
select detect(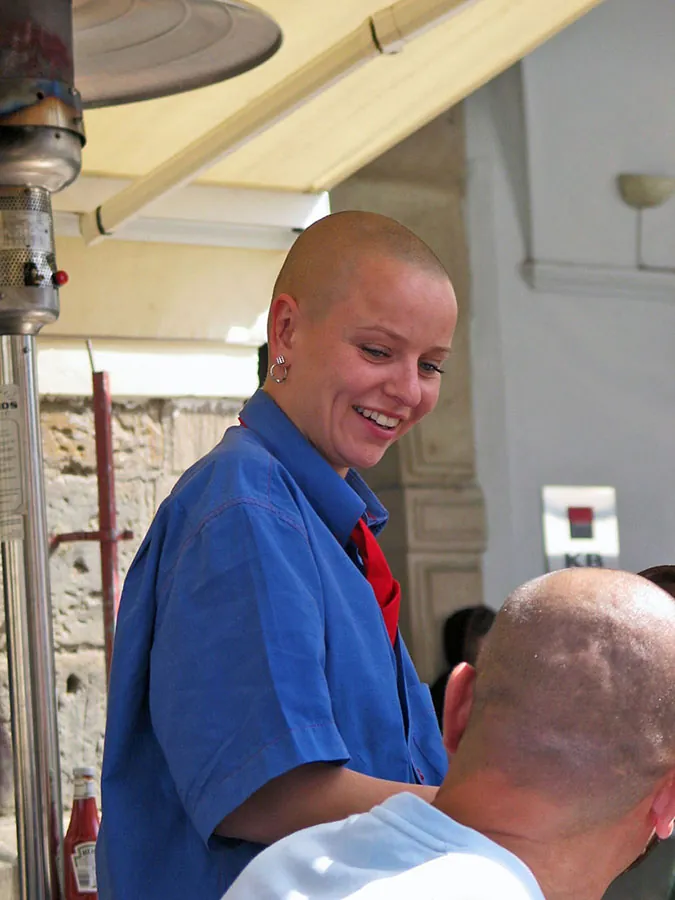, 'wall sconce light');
616,174,675,269
617,173,675,209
